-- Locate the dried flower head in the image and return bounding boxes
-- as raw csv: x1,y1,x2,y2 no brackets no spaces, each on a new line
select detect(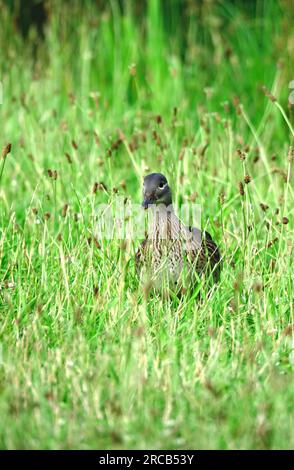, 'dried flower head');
93,238,101,249
260,203,269,212
244,175,251,184
93,181,108,193
282,325,293,336
222,101,230,113
261,85,277,102
219,190,225,205
2,143,12,159
143,279,154,299
71,139,78,150
116,129,126,142
237,148,246,161
65,152,72,164
129,63,136,76
267,237,278,248
253,282,263,293
152,130,161,147
93,285,99,297
92,182,99,194
232,96,241,114
112,138,123,151
62,204,69,217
